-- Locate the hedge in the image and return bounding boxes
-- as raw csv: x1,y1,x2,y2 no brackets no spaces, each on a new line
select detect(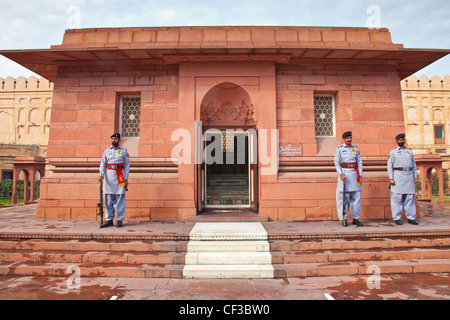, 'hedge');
0,180,40,200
